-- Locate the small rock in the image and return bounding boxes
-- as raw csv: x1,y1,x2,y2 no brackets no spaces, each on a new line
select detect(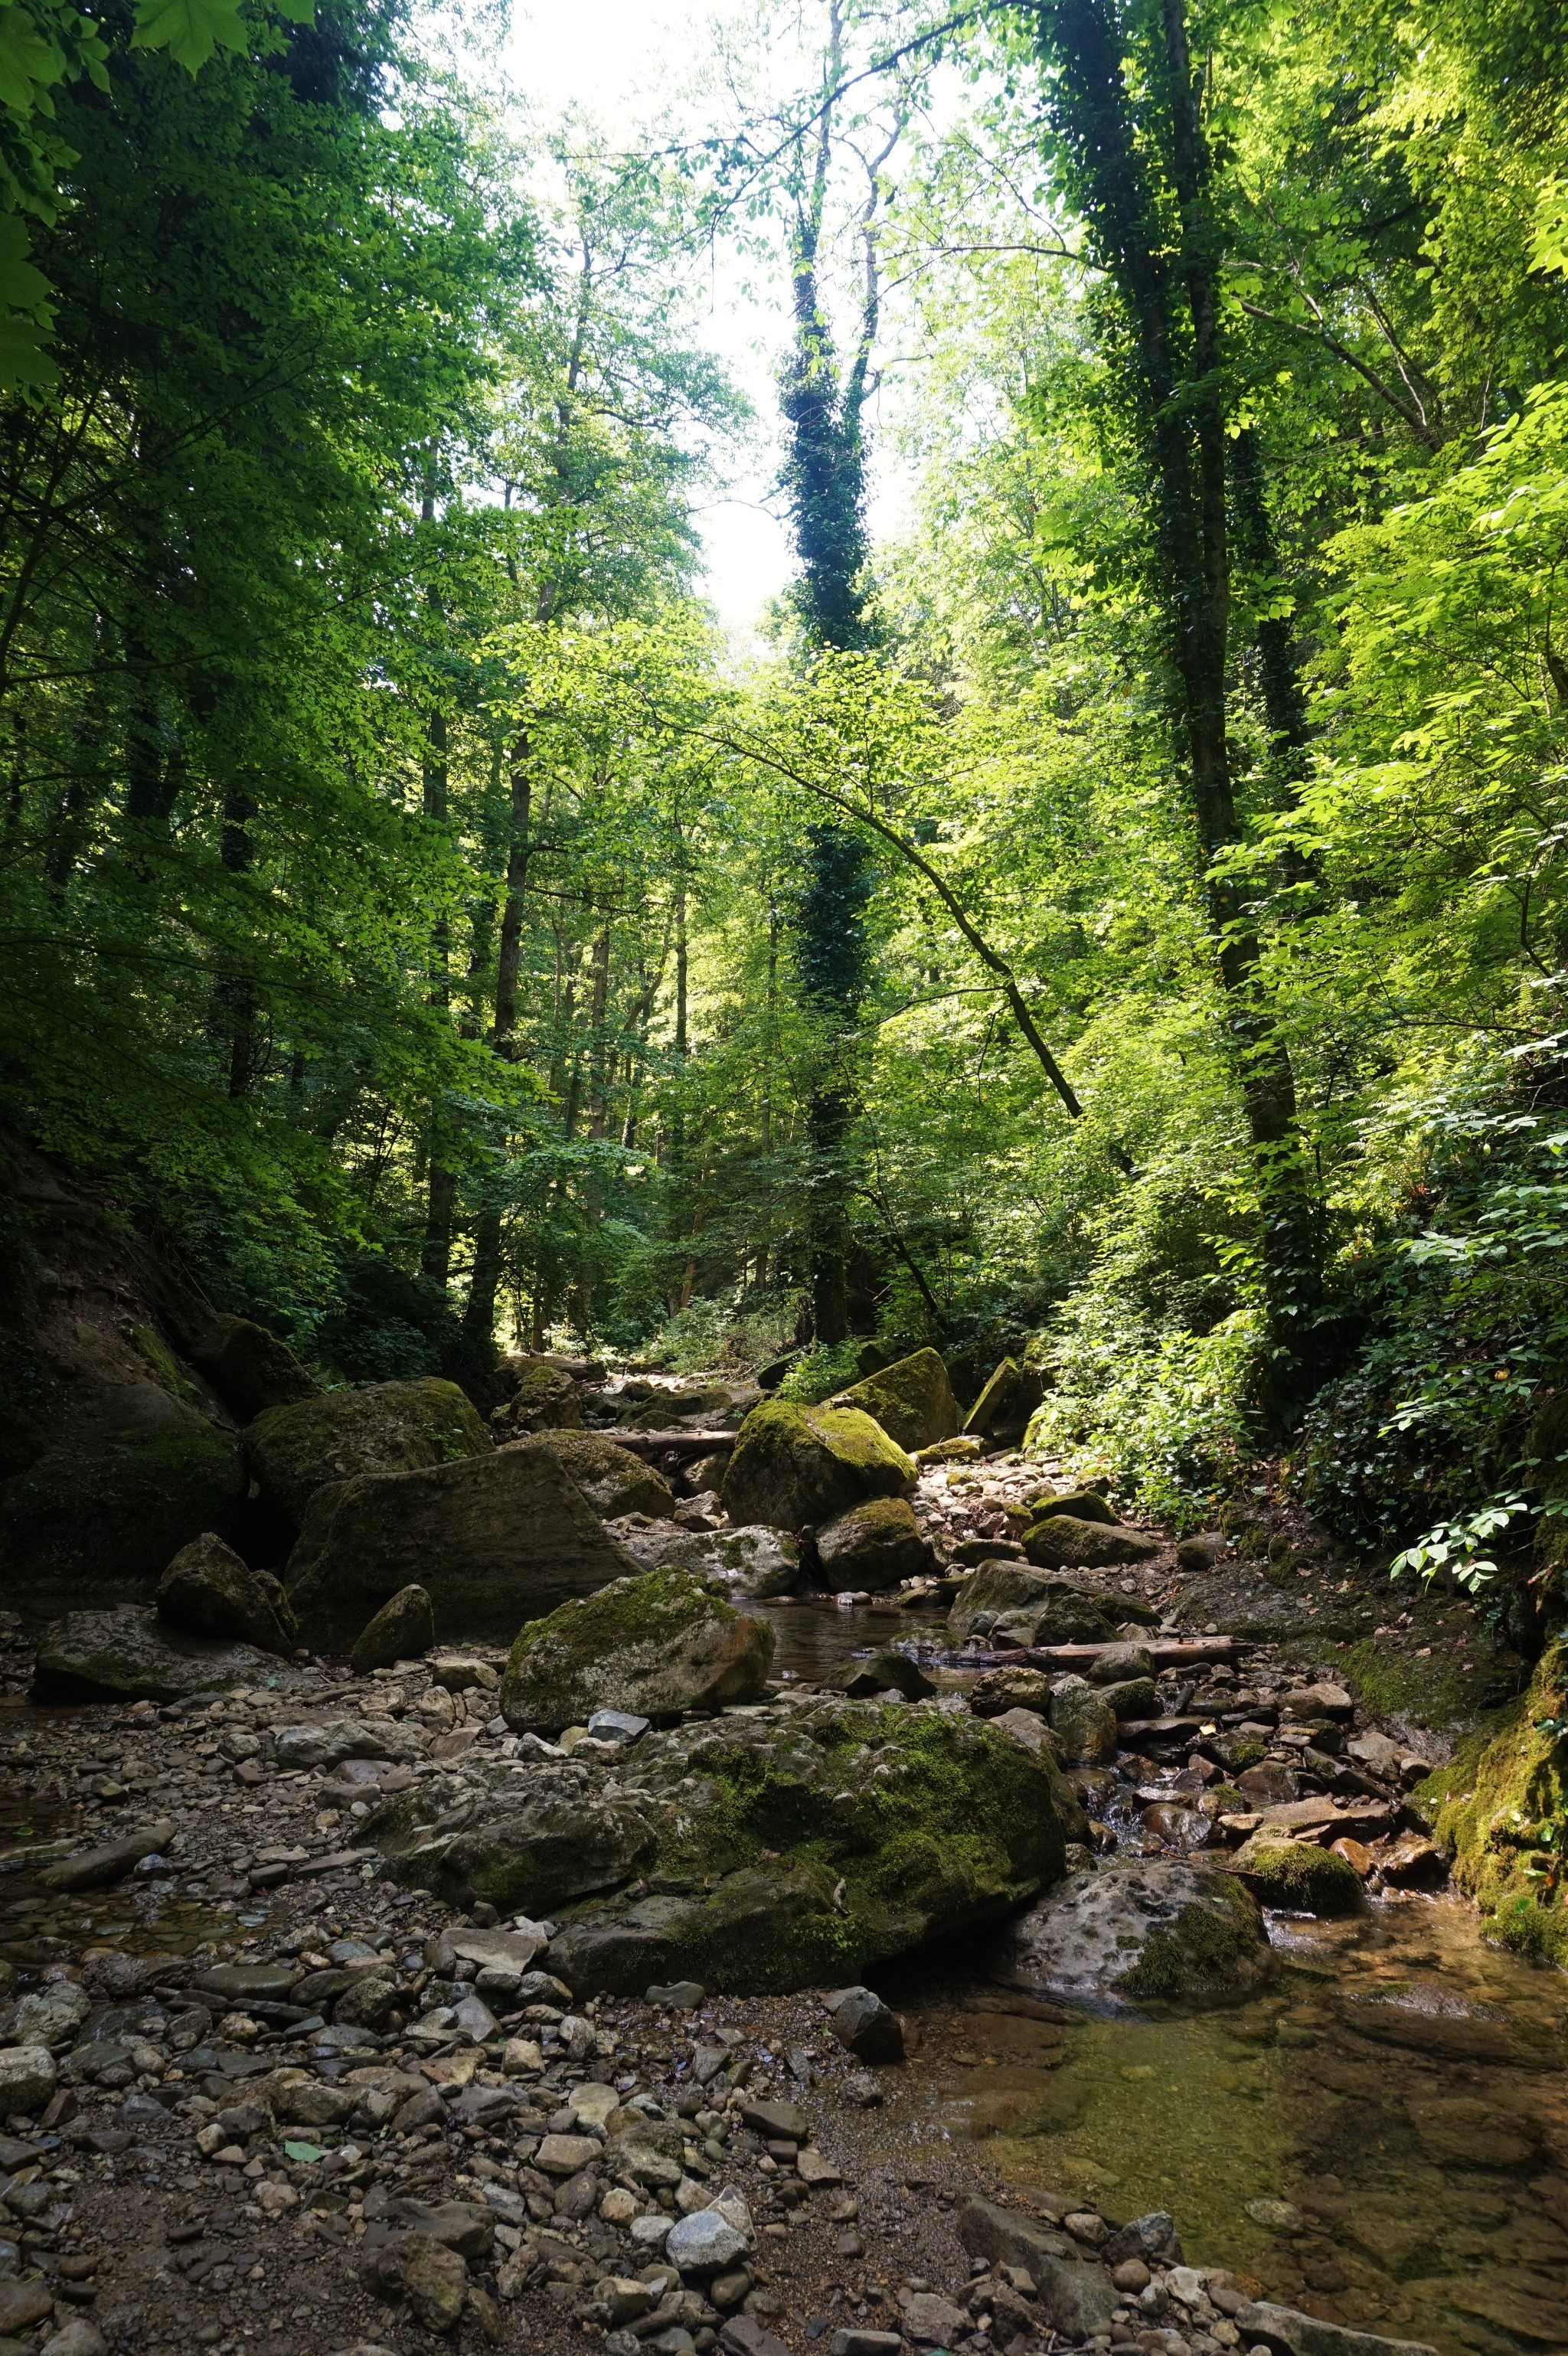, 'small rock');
665,2207,750,2273
828,1986,904,2065
1065,2211,1109,2244
1244,2199,1305,2235
350,1585,436,1675
1113,2260,1152,2292
401,2237,469,2334
902,2291,969,2345
795,2147,841,2187
645,1981,706,2009
0,2048,56,2119
827,2332,903,2356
